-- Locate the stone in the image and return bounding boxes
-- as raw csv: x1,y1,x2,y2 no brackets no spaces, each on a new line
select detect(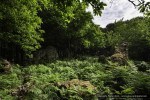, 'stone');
33,46,58,63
